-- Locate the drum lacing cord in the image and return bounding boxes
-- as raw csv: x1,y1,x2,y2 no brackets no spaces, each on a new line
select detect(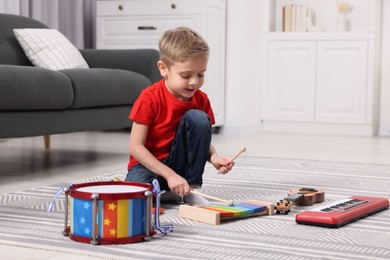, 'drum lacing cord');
47,184,72,212
152,179,174,235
